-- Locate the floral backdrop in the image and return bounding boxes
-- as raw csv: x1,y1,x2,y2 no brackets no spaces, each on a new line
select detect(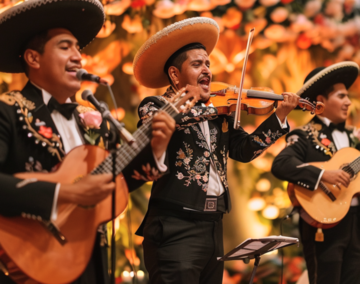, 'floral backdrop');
1,0,360,282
